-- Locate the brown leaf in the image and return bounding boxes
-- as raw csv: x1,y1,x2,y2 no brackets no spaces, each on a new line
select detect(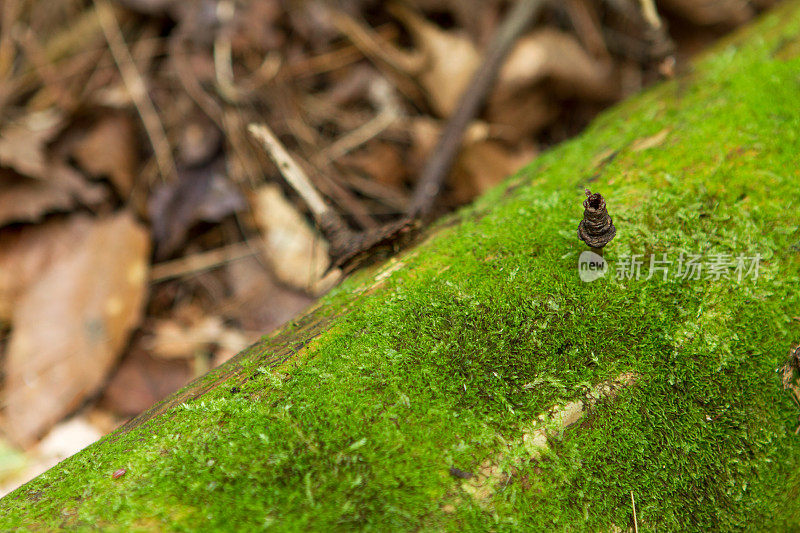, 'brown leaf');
0,171,73,228
72,113,139,197
0,167,108,228
146,315,248,360
2,212,150,445
223,255,313,333
486,29,618,139
449,140,533,204
148,162,246,259
251,185,330,292
659,0,753,26
0,110,63,179
340,141,407,189
497,29,617,100
0,218,82,321
388,3,481,117
100,342,191,417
